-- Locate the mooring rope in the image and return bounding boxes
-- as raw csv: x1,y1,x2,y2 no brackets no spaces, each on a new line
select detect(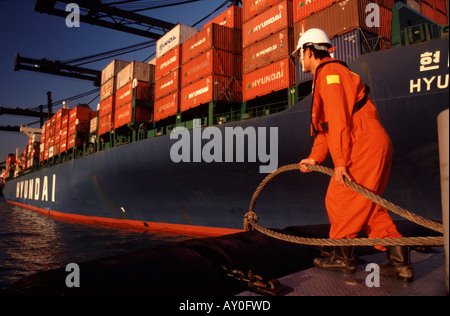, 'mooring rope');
244,164,444,247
